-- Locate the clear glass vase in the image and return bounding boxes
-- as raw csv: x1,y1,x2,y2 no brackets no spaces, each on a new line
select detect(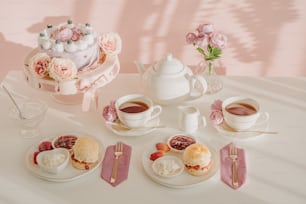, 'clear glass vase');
198,60,223,94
